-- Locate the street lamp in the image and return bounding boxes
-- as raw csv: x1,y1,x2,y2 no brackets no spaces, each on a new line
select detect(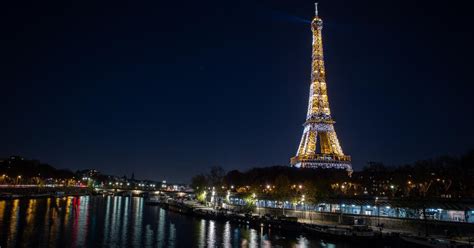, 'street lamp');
251,193,257,207
211,189,216,208
375,197,380,227
301,194,306,211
